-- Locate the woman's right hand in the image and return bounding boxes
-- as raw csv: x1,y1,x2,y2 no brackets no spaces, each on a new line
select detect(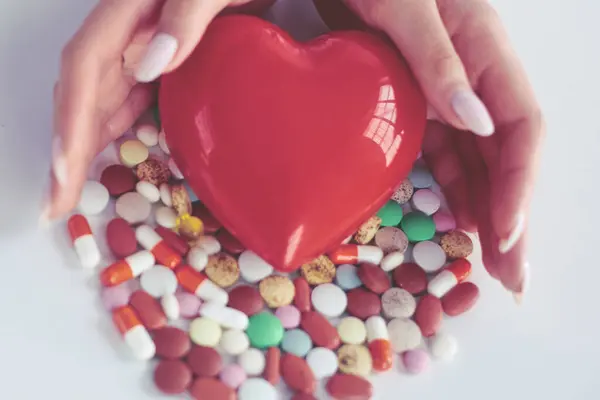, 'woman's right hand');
45,0,258,224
